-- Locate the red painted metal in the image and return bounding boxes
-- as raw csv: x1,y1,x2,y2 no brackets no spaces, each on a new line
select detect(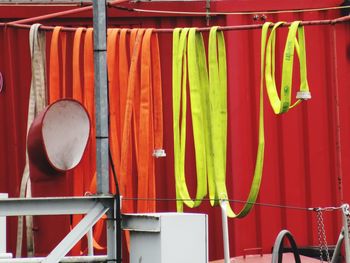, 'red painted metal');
0,0,349,261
